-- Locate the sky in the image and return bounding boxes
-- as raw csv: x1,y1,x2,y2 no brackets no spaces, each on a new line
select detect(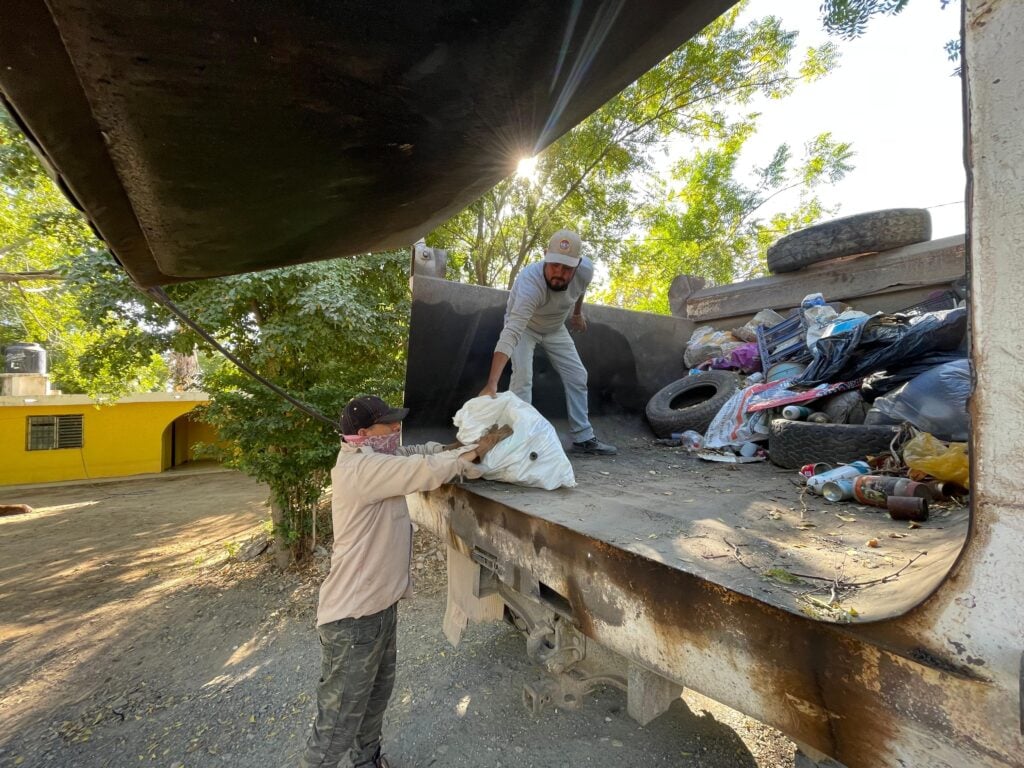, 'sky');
731,0,965,238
